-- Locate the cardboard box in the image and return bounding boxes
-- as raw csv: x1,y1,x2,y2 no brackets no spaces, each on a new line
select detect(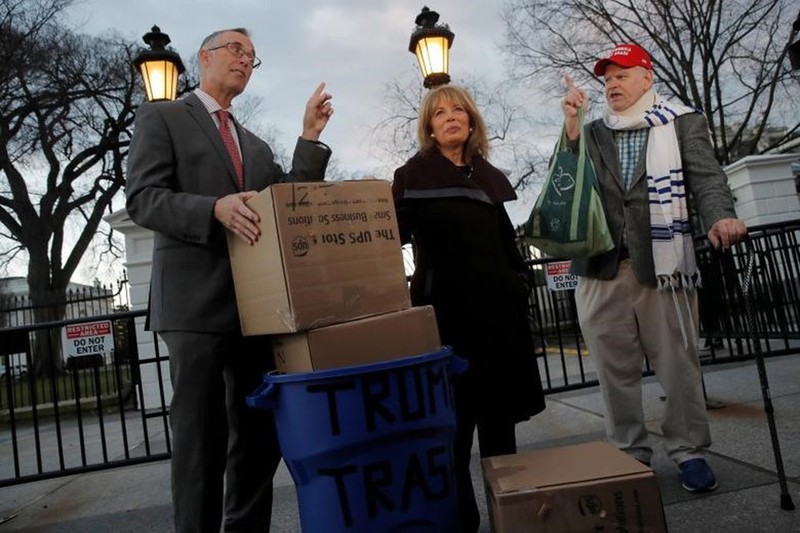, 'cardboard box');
482,442,667,533
228,180,411,335
273,305,441,372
